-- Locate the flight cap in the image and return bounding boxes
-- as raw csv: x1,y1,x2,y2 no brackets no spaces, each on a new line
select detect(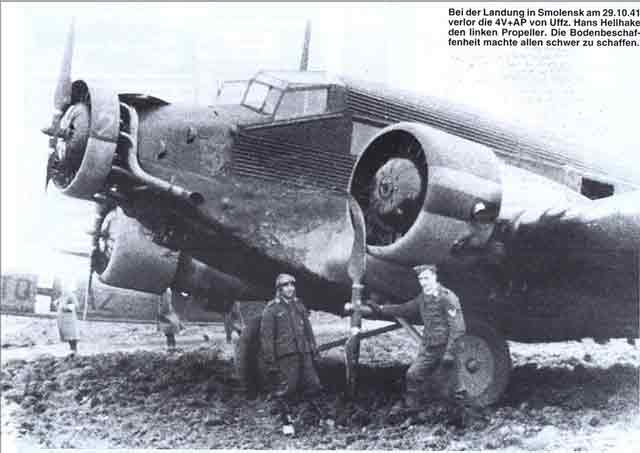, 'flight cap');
413,264,437,278
275,273,296,288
